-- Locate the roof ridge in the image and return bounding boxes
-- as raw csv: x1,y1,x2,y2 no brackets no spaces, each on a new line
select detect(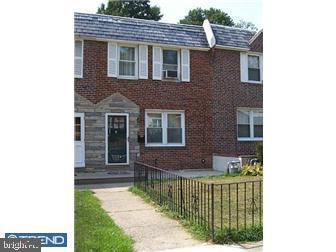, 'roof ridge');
74,12,205,30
